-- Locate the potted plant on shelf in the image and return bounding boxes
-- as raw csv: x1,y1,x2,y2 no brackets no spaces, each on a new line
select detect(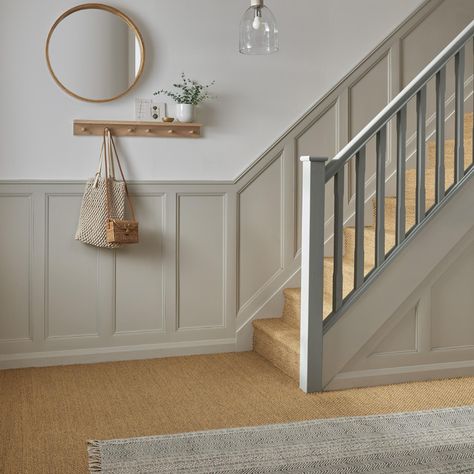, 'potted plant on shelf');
153,73,215,123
